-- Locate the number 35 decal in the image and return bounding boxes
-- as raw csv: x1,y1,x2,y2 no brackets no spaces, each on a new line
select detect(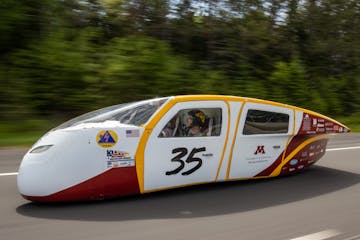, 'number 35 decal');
166,147,206,176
